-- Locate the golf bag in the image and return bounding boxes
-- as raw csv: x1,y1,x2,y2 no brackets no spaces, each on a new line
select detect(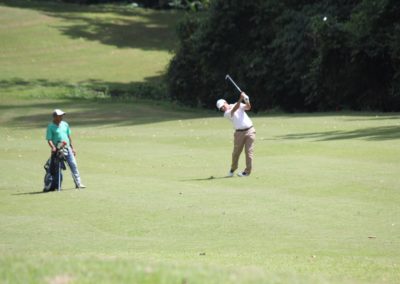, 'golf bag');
43,142,68,192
